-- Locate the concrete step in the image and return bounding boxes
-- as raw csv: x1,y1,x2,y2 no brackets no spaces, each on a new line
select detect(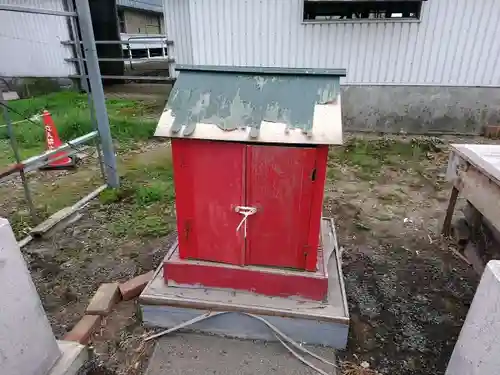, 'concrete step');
144,333,338,375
